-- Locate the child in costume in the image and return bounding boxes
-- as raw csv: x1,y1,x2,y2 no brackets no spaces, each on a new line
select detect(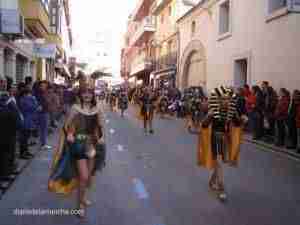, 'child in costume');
198,86,246,201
